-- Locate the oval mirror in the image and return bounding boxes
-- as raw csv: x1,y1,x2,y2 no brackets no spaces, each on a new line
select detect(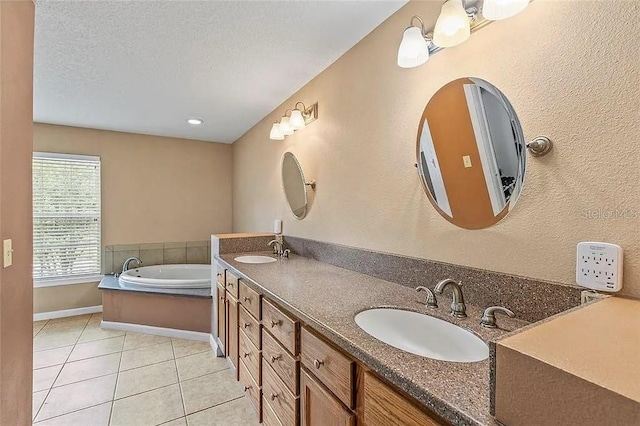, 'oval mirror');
281,152,313,220
417,78,526,229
